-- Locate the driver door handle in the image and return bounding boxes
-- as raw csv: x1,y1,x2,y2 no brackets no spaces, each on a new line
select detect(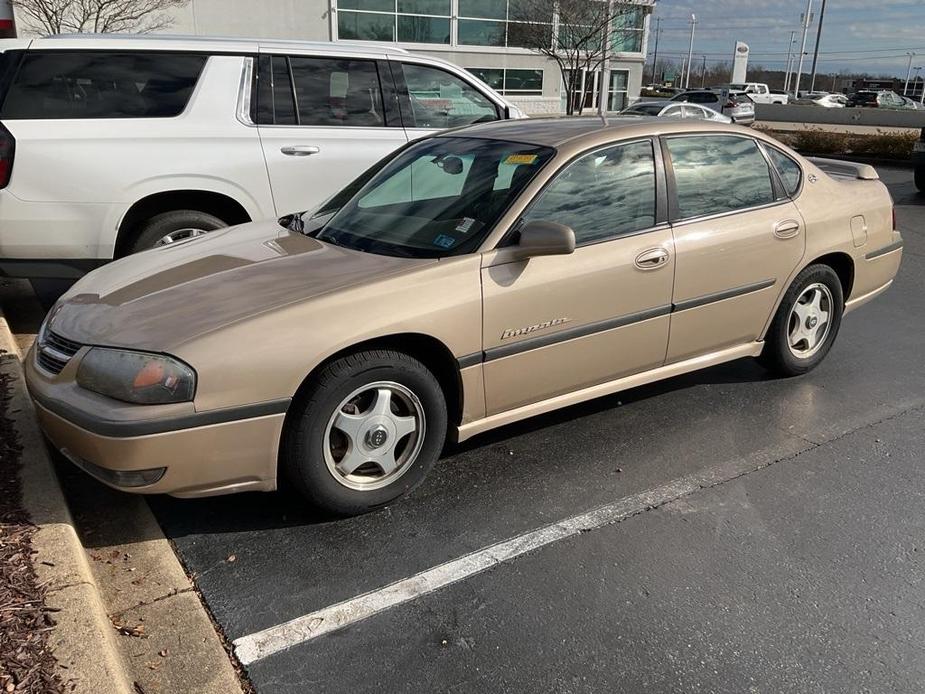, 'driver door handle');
635,247,671,270
281,145,321,157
